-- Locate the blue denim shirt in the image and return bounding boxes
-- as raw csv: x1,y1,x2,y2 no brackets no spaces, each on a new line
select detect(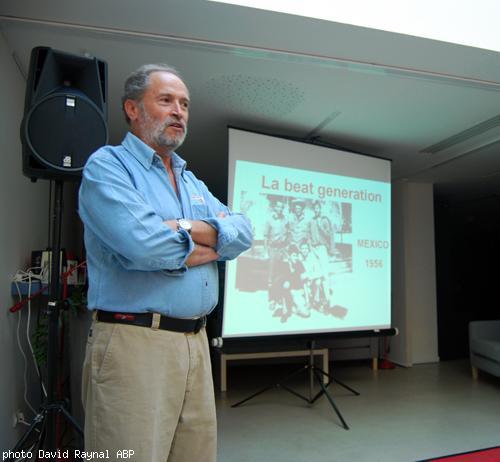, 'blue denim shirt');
78,132,253,318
